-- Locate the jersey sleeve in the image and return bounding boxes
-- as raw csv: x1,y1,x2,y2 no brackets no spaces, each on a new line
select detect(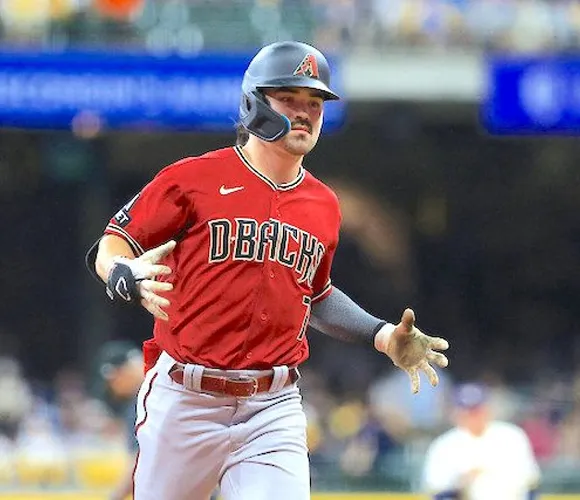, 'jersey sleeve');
311,191,341,303
104,159,193,255
311,239,336,303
